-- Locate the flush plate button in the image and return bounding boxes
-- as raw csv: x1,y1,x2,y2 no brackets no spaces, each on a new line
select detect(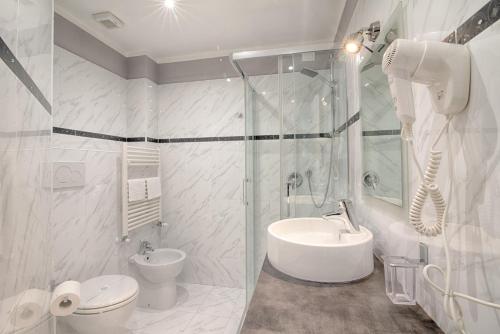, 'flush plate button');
53,162,85,189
